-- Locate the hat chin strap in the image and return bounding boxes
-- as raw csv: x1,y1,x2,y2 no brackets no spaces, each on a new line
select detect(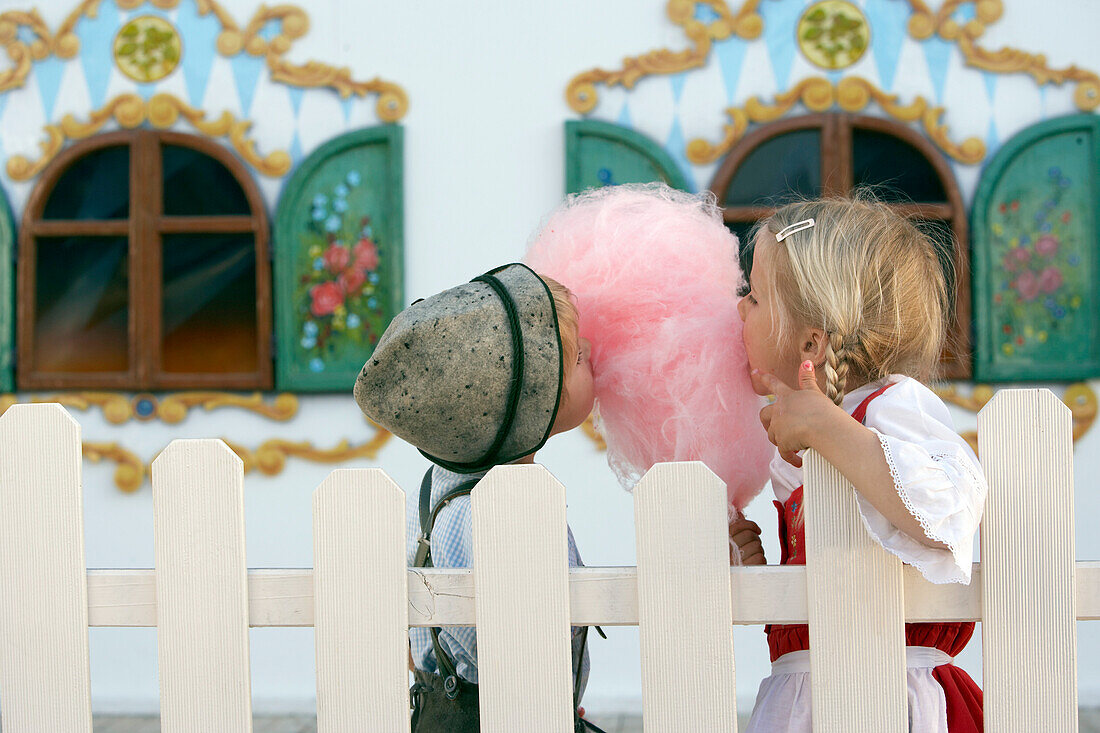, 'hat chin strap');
421,272,525,472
